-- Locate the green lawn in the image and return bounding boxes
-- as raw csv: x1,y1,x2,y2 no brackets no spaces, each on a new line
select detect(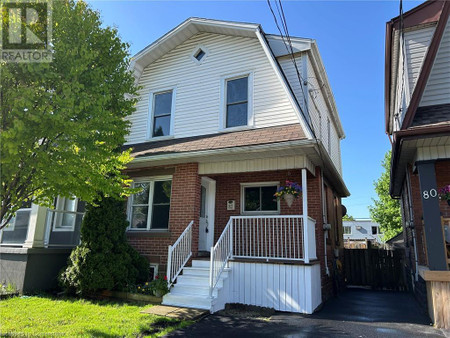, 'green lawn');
0,296,191,337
